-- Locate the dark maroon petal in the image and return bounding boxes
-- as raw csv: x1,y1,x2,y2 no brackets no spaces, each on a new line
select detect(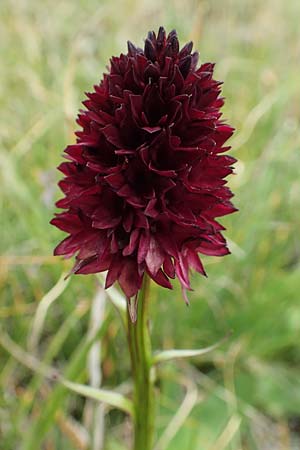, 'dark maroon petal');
208,202,238,217
123,229,140,256
148,269,172,289
54,235,79,256
105,172,126,189
174,254,191,290
129,94,143,125
179,41,193,58
163,256,175,279
157,26,166,47
197,241,230,256
144,38,156,62
156,232,178,258
142,126,161,134
92,216,121,229
185,249,207,276
50,213,82,233
148,161,177,177
123,210,134,232
118,259,143,298
145,236,165,275
64,144,85,163
144,198,159,218
72,256,100,275
91,206,121,229
77,233,106,259
102,125,123,148
138,230,151,264
127,40,138,56
110,232,119,253
135,213,149,229
105,255,123,288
